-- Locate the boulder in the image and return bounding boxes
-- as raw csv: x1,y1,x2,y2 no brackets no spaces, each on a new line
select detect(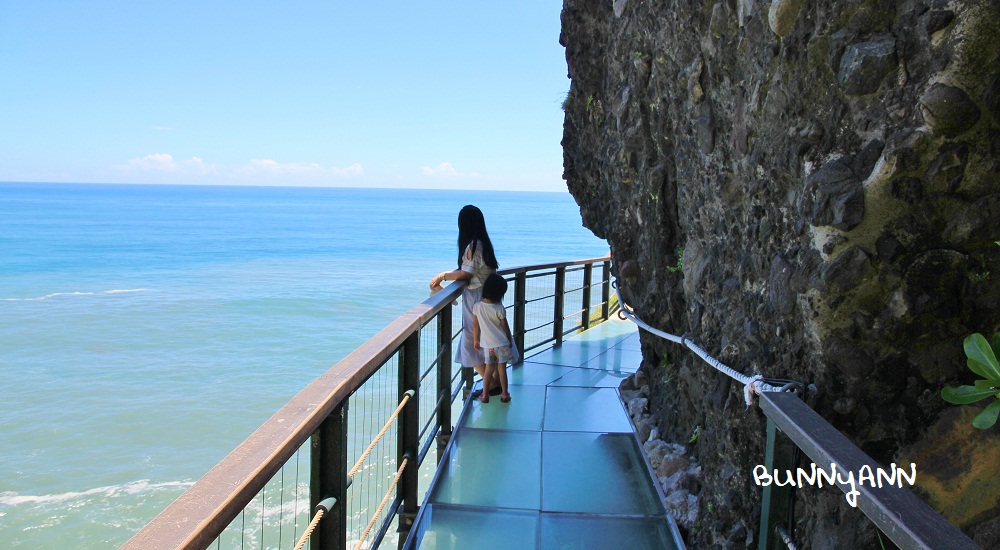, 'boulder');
920,83,981,138
768,0,805,37
821,245,872,293
838,39,898,95
800,158,865,230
